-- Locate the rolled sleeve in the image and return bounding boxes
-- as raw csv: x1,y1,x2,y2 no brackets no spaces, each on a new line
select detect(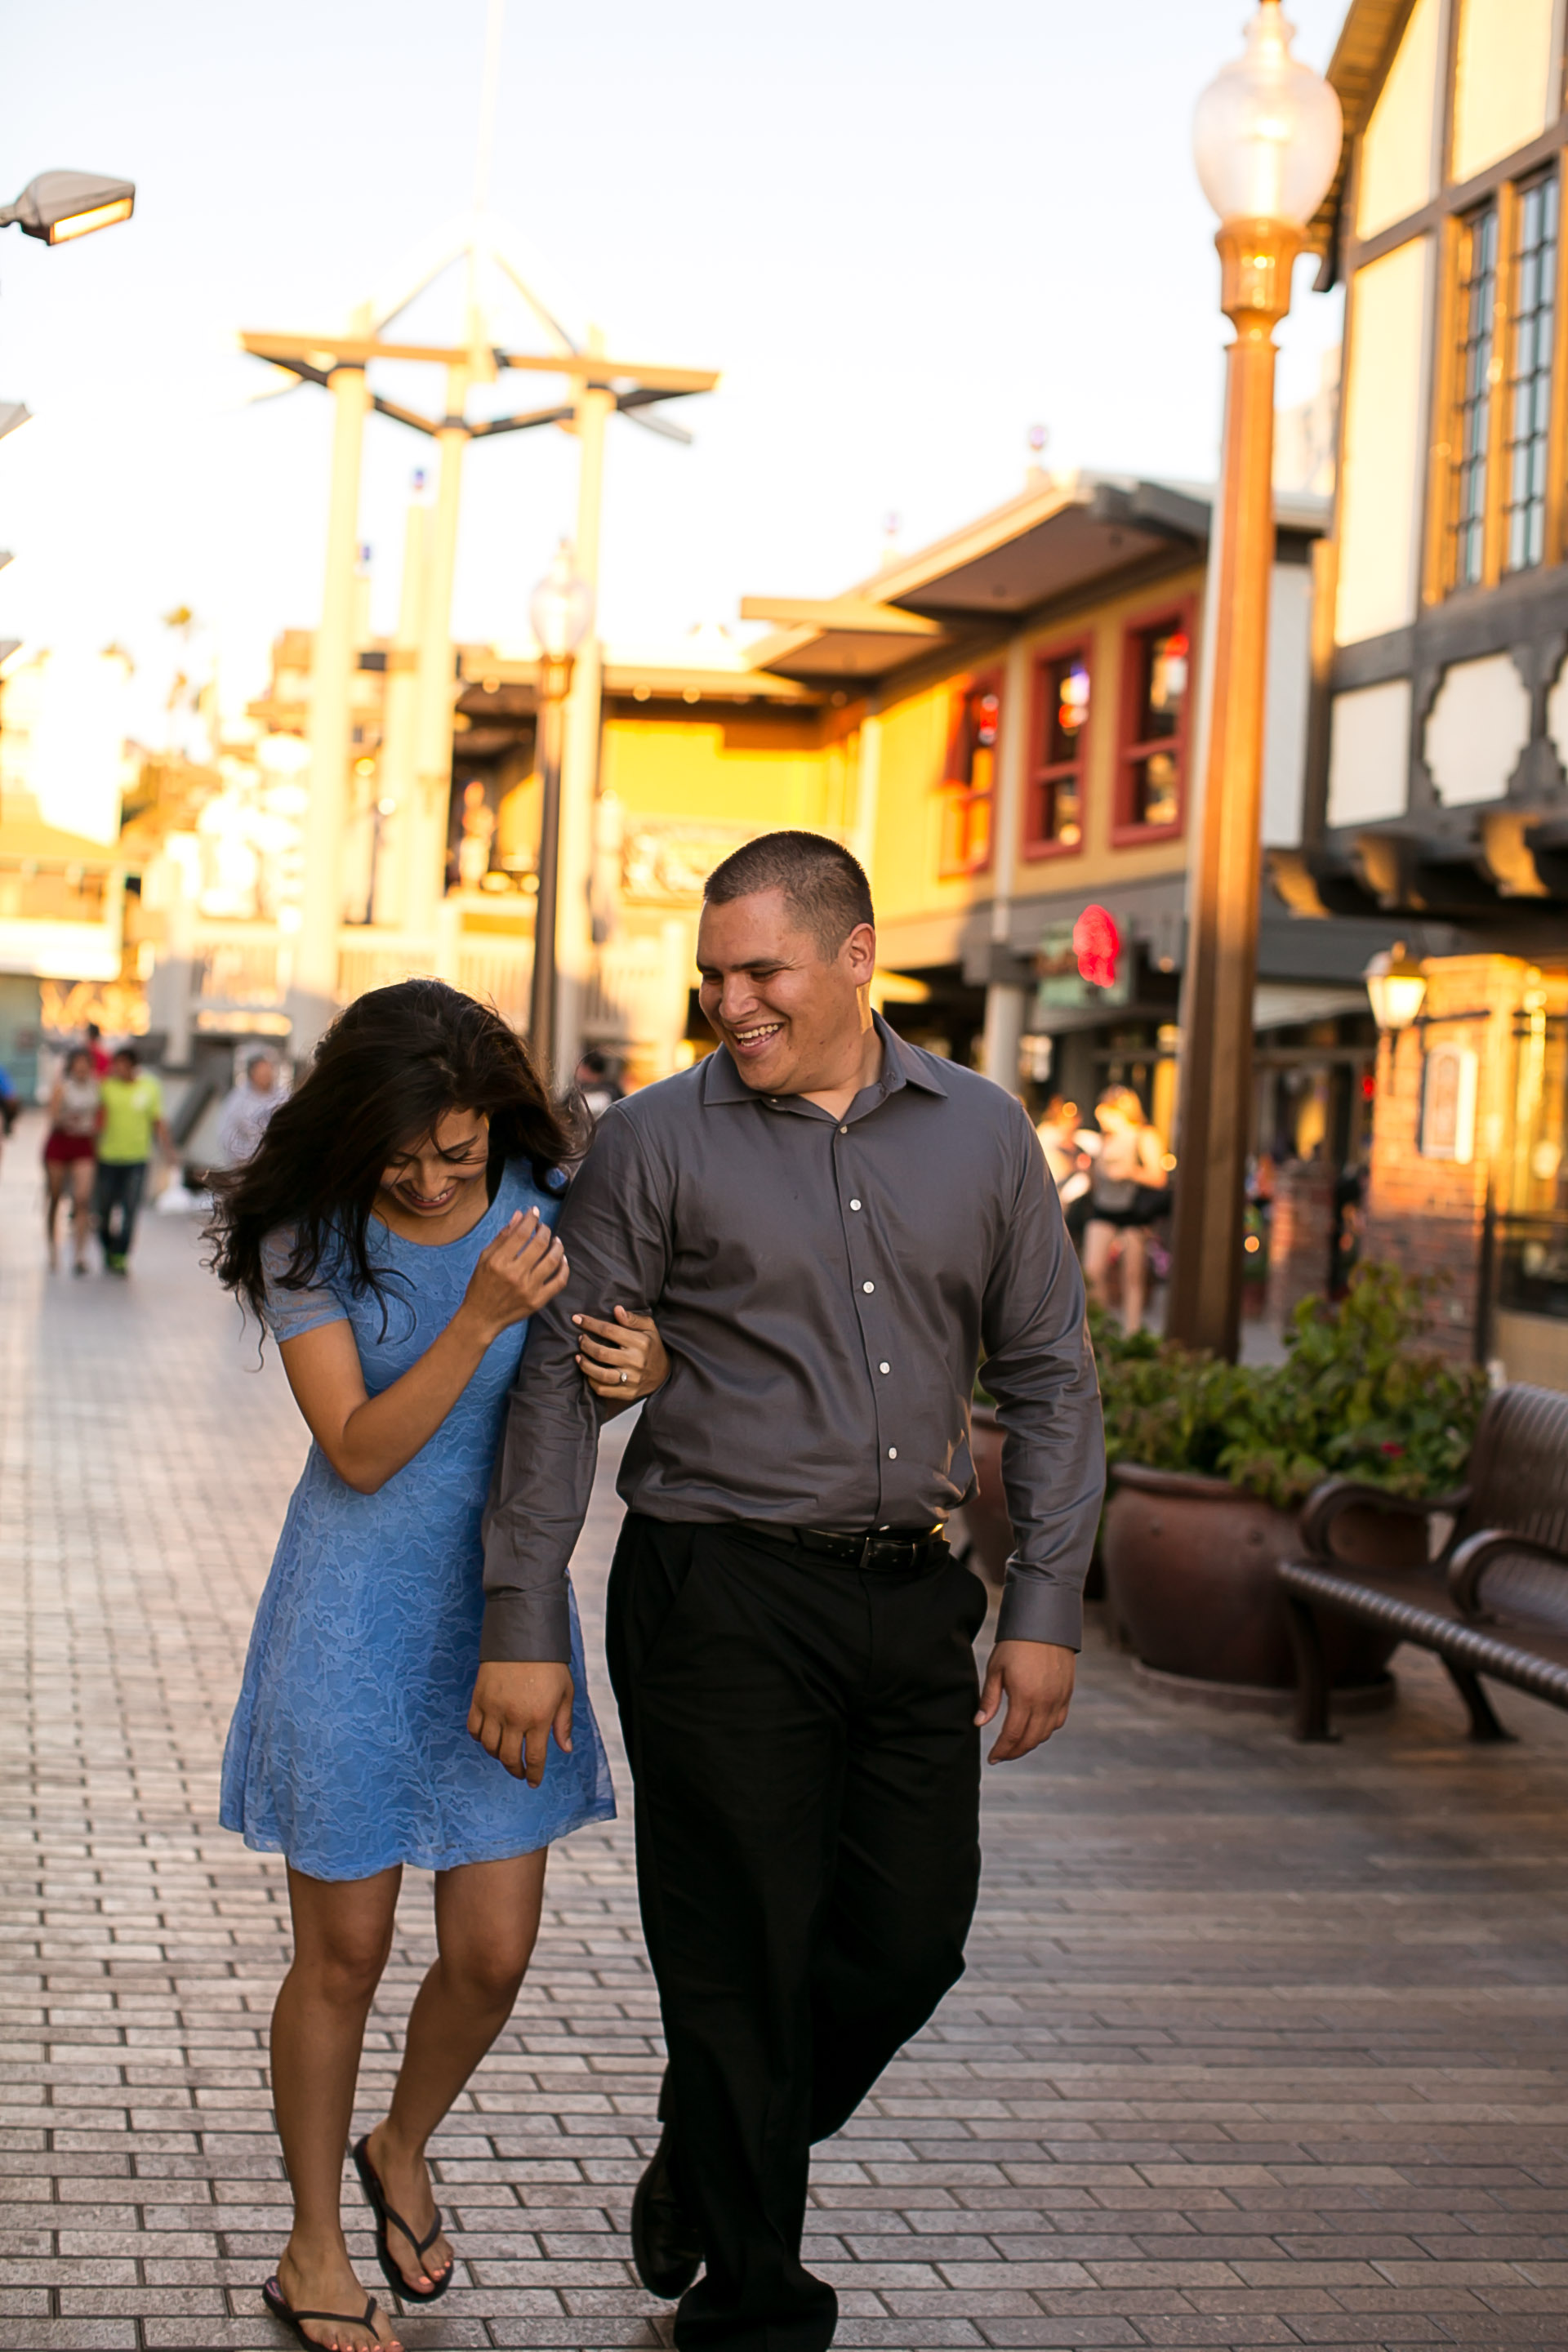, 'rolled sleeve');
978,1109,1106,1650
479,1108,673,1662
